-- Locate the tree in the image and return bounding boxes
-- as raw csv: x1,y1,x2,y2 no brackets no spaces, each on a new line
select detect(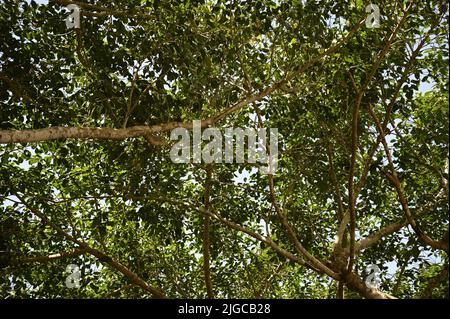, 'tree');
0,0,448,299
